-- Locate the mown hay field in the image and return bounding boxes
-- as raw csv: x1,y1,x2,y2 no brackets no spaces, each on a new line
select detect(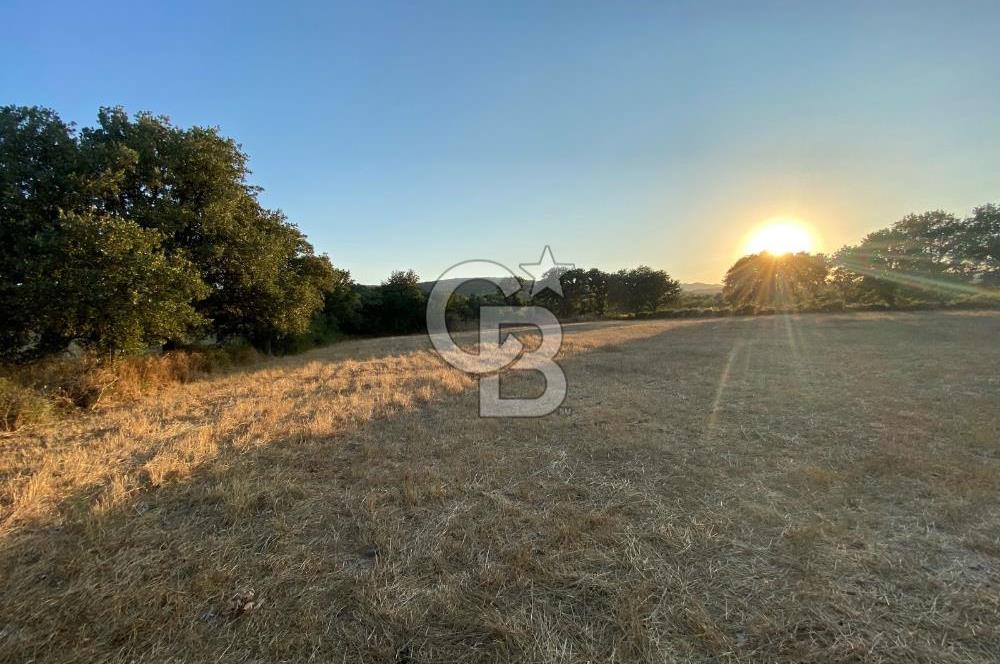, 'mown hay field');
1,312,998,663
